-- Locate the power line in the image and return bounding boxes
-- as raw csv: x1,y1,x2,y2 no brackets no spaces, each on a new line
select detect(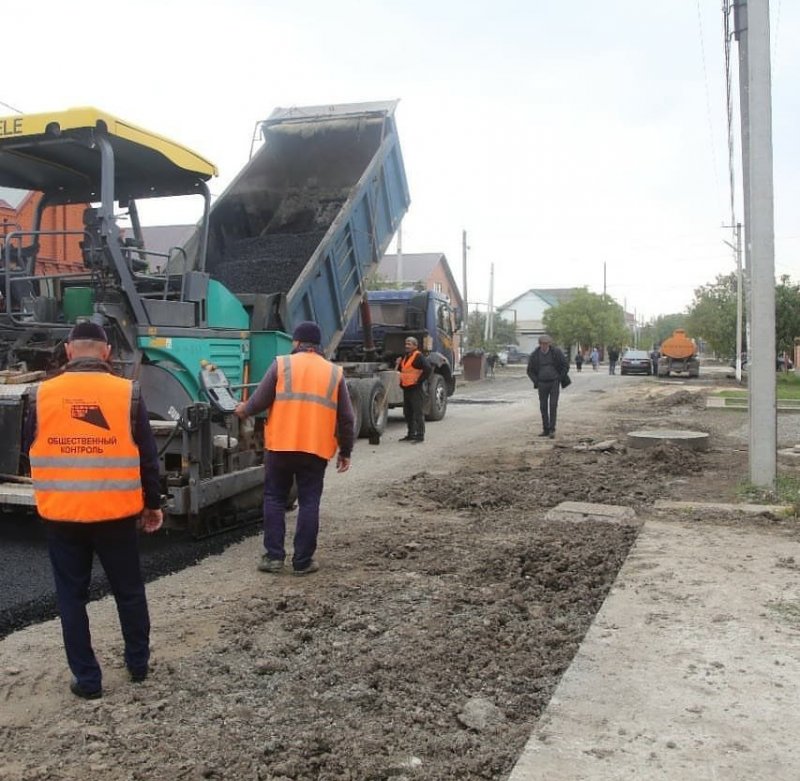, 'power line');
695,0,724,219
0,100,22,114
